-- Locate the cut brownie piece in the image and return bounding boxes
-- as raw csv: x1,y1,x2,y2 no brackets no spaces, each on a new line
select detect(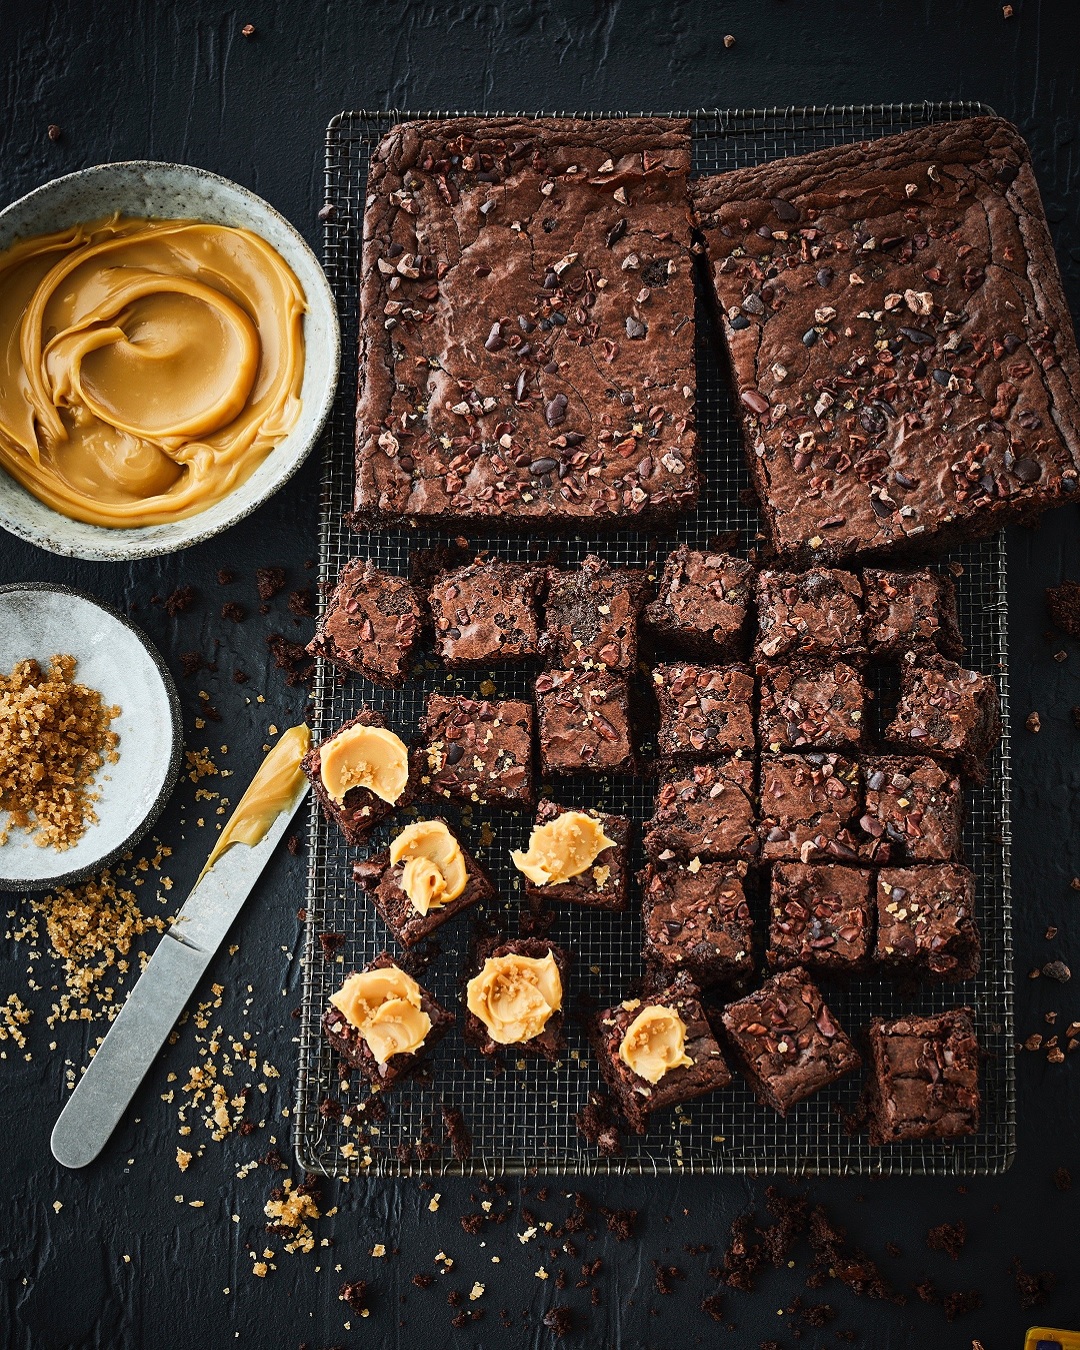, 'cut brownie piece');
759,752,862,863
721,967,861,1115
302,709,414,845
540,554,649,672
588,972,733,1133
306,559,421,685
643,759,758,863
653,662,755,759
322,953,454,1088
352,818,496,947
866,1008,981,1144
534,669,634,776
693,116,1080,565
766,863,873,974
863,569,963,661
875,864,981,981
885,655,1000,782
758,660,866,752
754,568,865,662
353,117,698,531
643,545,756,660
463,937,569,1060
640,860,753,987
420,694,534,807
1046,578,1080,638
514,799,631,911
429,560,543,665
858,755,964,865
